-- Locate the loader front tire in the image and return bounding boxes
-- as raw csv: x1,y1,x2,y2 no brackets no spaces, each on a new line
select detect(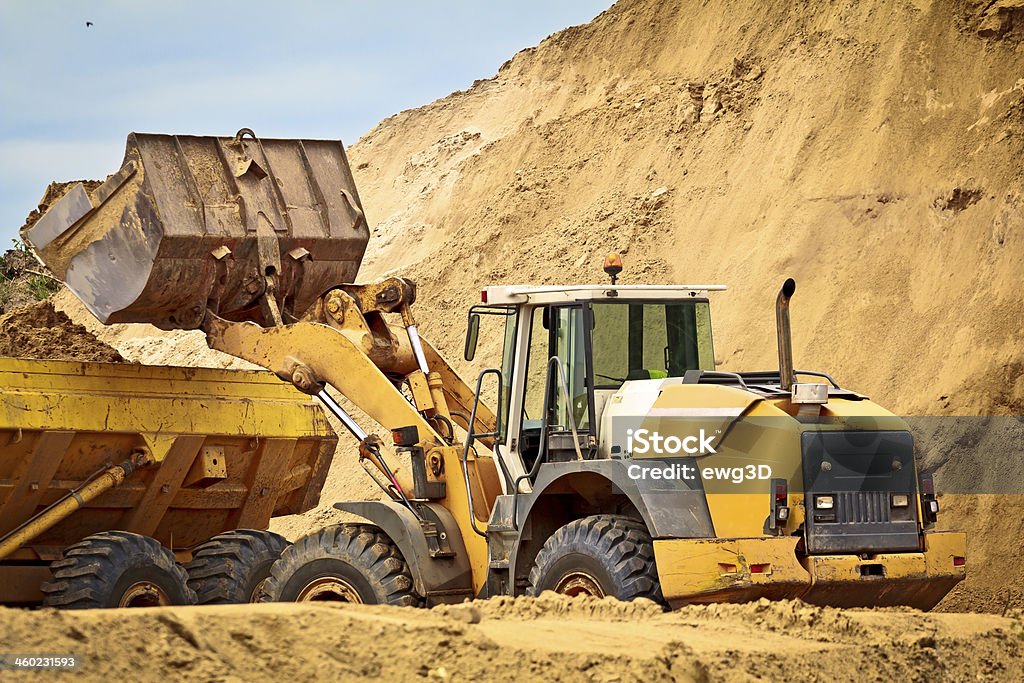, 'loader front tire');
526,515,664,605
260,524,421,606
185,529,290,604
41,531,195,609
